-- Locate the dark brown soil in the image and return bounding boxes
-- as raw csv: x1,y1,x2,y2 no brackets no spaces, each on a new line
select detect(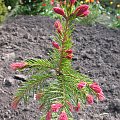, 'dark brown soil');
0,16,120,120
